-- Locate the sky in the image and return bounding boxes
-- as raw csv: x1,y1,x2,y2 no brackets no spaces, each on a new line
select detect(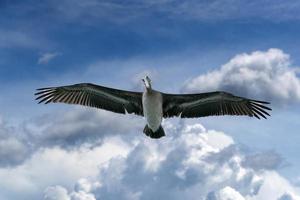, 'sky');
1,0,300,199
